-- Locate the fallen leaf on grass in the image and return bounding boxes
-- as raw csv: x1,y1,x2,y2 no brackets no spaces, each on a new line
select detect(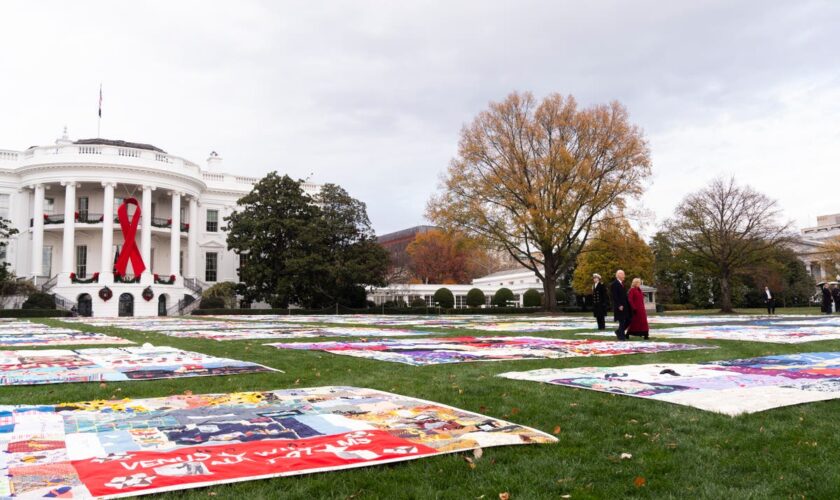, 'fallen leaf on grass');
620,453,632,460
183,390,193,396
510,407,520,415
499,493,510,500
473,448,483,460
553,426,561,435
99,383,107,388
634,476,646,488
